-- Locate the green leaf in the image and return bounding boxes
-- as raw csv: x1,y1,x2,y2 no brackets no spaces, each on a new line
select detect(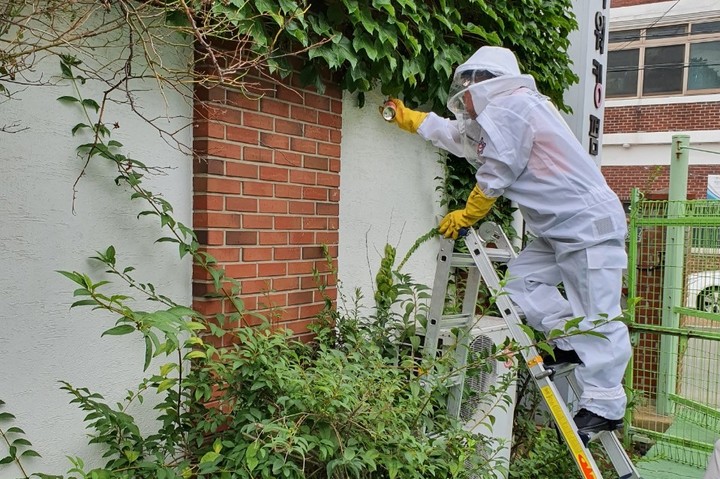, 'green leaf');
57,96,79,103
81,99,100,113
101,325,135,336
0,412,16,421
200,451,220,463
71,299,99,308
